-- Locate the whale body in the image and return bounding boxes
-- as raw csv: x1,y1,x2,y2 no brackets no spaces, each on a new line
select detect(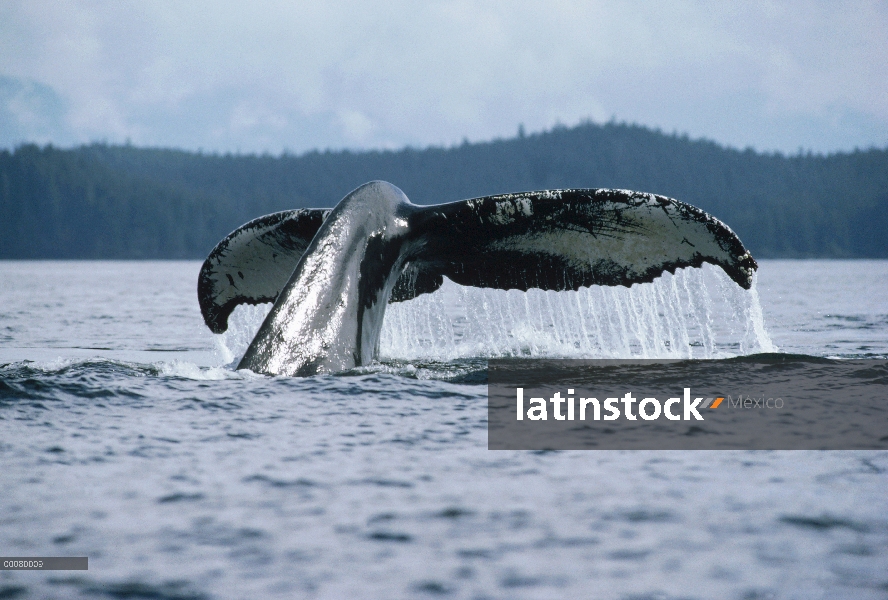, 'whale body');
198,181,757,376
